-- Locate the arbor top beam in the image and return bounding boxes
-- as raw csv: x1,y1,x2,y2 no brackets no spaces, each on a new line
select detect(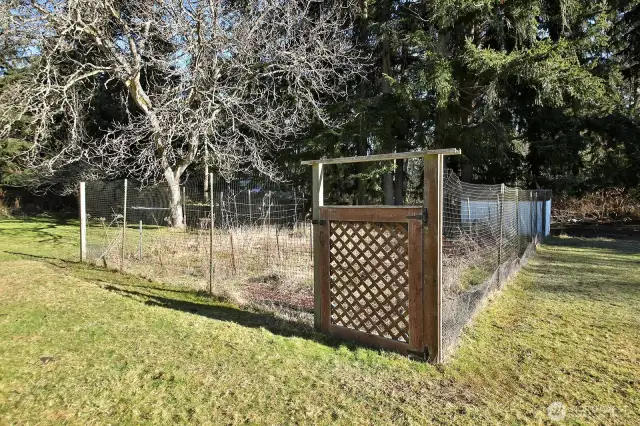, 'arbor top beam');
301,149,461,166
